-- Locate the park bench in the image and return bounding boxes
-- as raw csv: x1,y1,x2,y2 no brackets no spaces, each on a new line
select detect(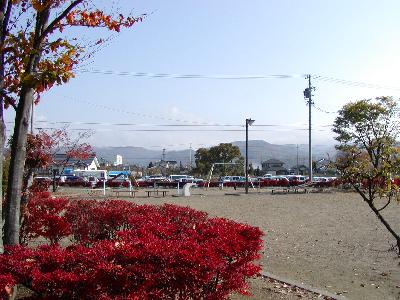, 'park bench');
112,189,138,198
271,187,308,194
145,190,169,197
87,189,104,196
